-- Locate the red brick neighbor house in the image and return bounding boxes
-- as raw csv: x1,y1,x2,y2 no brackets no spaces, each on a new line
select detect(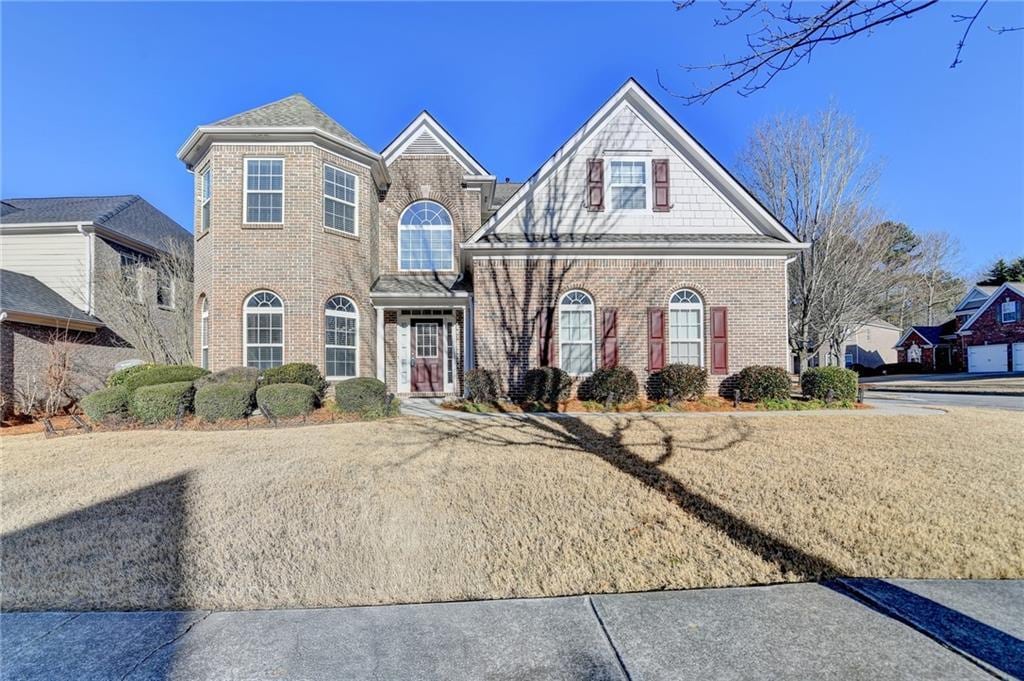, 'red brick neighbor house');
895,283,1024,373
178,79,807,398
